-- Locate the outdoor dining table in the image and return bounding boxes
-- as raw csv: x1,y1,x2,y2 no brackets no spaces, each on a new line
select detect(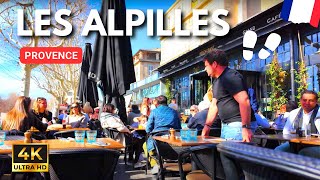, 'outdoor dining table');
254,134,320,152
0,138,124,154
152,136,225,147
